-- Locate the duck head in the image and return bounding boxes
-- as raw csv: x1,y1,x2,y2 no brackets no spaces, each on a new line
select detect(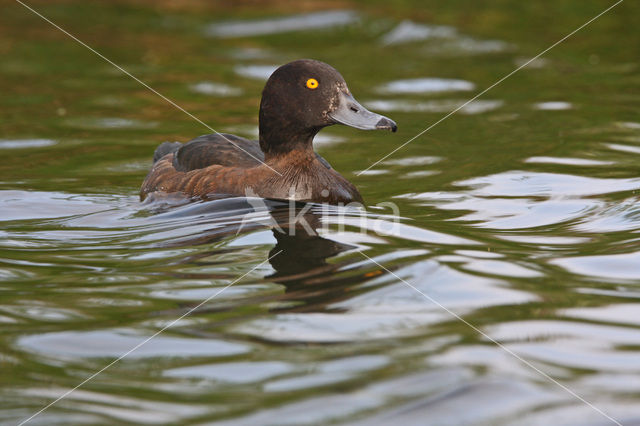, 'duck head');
259,59,397,157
